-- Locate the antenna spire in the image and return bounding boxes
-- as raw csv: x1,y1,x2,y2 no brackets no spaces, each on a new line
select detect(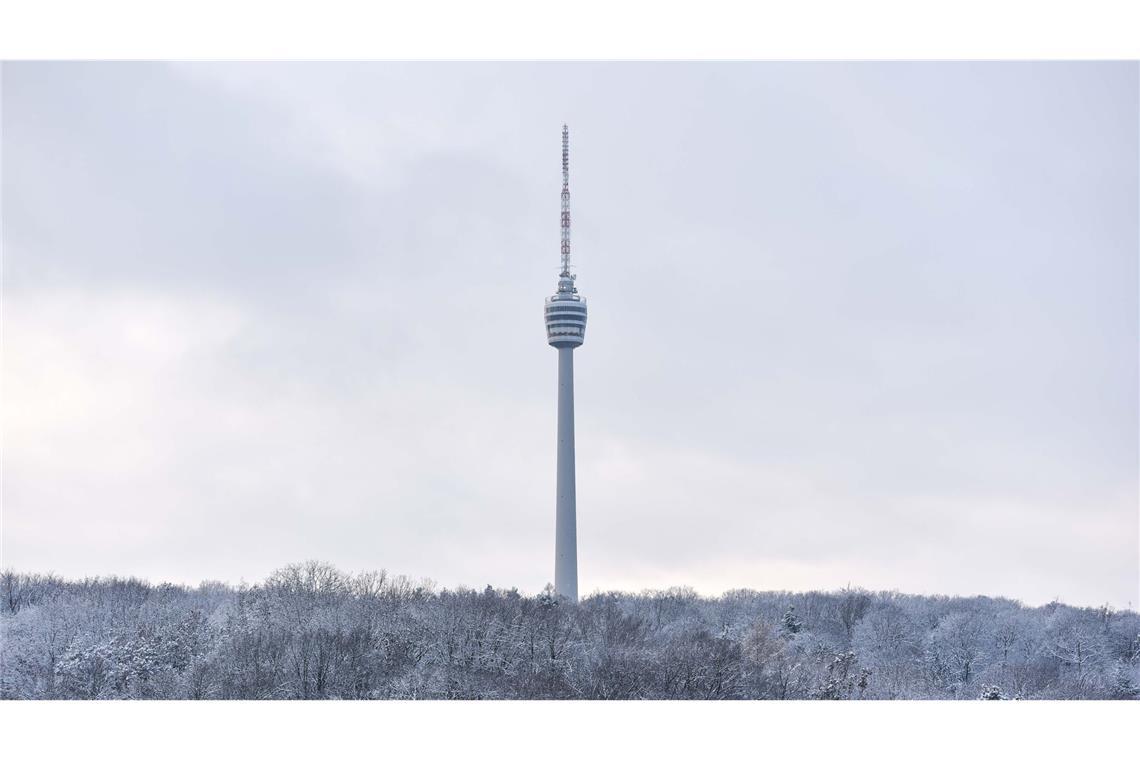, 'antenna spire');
560,125,571,277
